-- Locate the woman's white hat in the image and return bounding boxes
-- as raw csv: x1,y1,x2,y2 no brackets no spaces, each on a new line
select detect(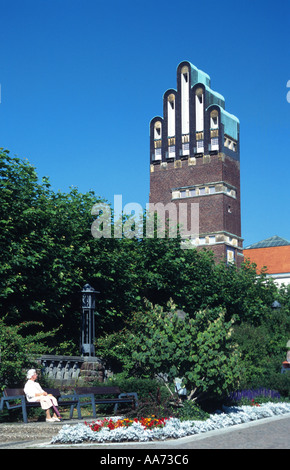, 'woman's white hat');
26,369,36,379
